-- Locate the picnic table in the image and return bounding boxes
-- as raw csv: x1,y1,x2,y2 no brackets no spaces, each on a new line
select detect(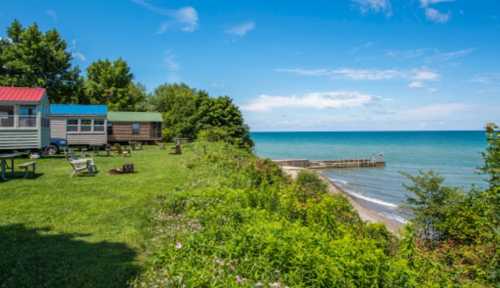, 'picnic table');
0,152,28,180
